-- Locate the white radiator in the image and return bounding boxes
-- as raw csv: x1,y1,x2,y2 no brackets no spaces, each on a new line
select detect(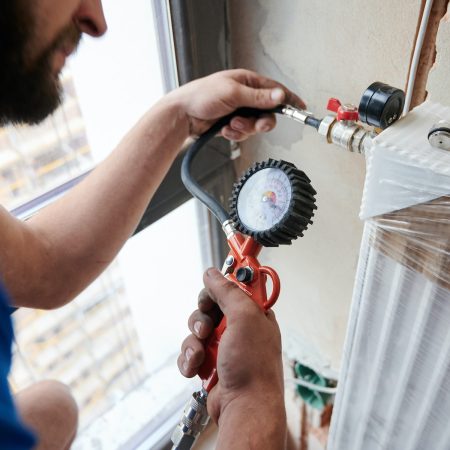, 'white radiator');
329,223,450,450
328,102,450,450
